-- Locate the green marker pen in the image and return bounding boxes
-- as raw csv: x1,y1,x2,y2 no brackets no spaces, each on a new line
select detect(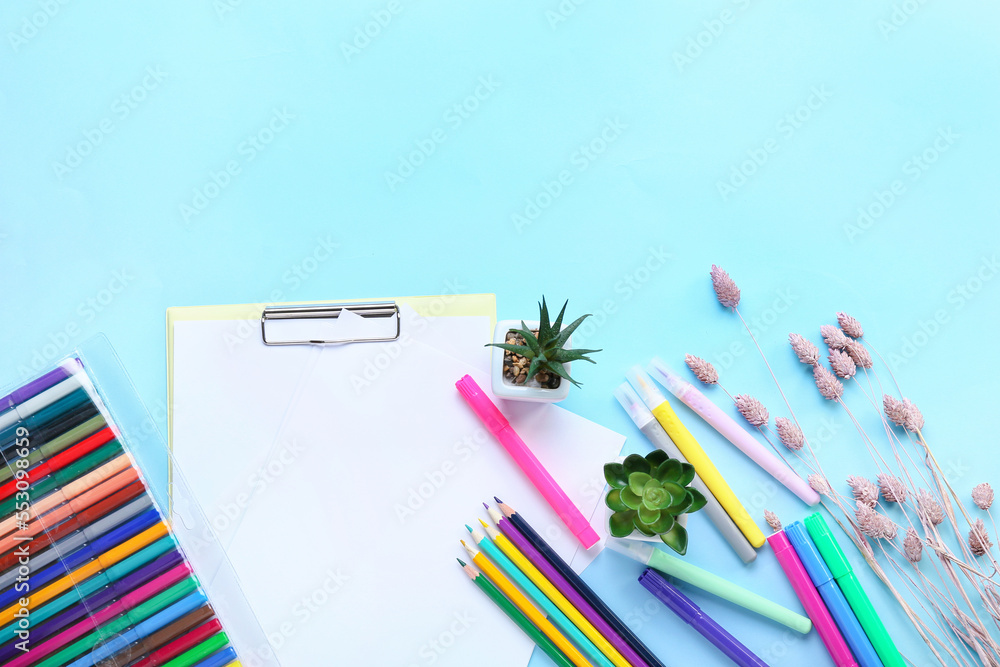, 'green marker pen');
805,513,904,667
606,538,812,633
